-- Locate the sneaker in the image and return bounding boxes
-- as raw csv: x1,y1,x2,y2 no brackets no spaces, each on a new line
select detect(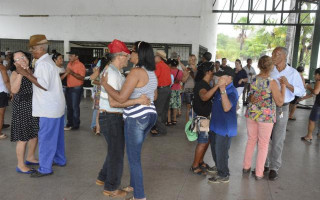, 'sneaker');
200,162,217,174
268,170,278,181
207,166,218,175
64,126,72,131
208,175,229,183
